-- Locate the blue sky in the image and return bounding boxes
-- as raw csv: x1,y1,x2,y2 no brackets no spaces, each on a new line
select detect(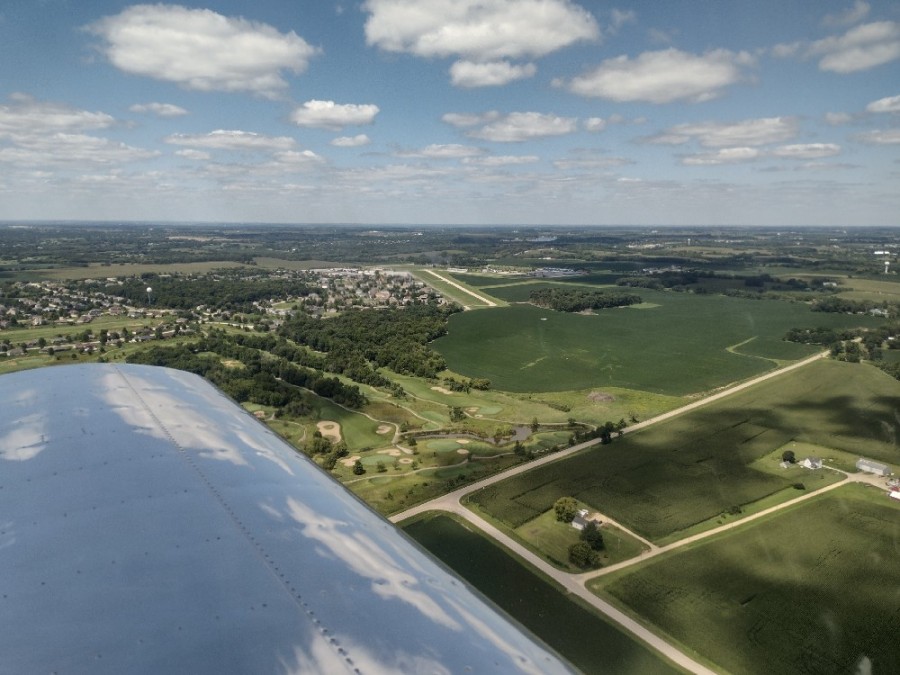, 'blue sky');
0,0,898,226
